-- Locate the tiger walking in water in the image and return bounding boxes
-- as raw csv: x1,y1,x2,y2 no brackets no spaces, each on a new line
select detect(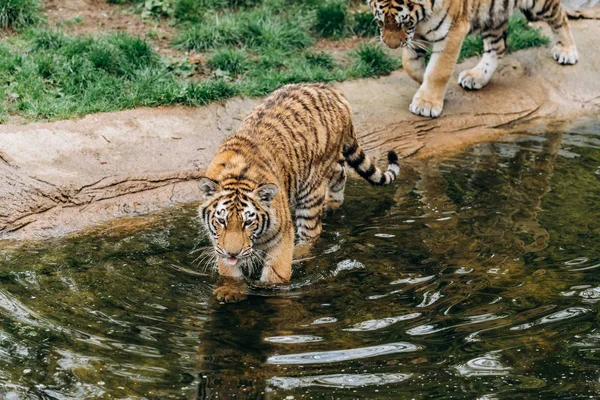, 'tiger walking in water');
199,84,399,302
370,0,579,118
